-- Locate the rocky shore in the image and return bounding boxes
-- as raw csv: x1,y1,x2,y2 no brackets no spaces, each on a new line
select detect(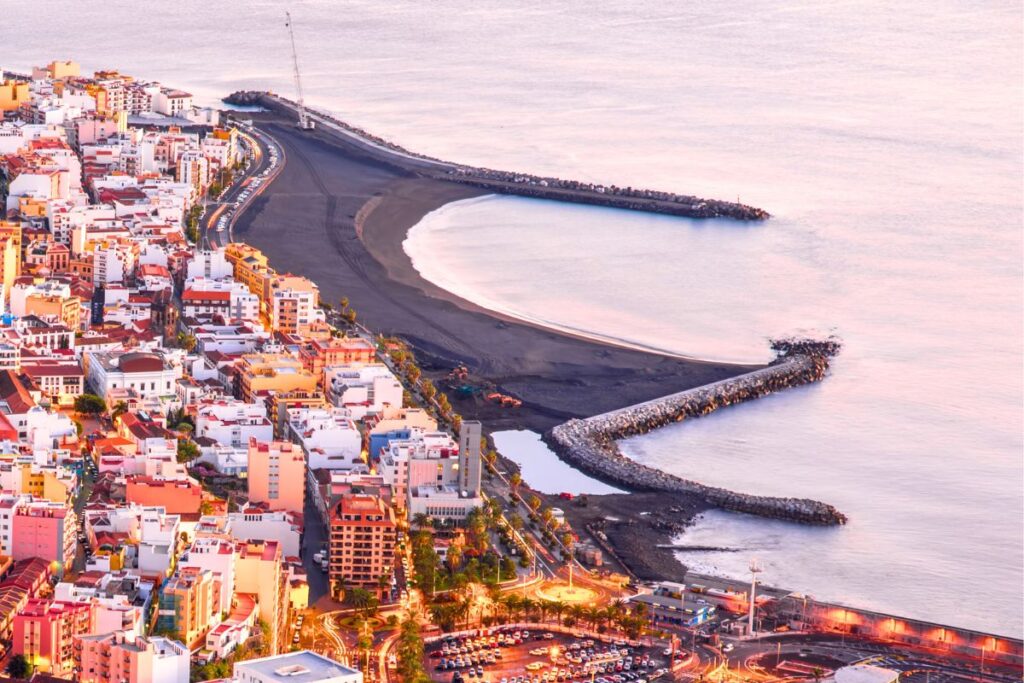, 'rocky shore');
224,91,770,221
545,340,848,525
